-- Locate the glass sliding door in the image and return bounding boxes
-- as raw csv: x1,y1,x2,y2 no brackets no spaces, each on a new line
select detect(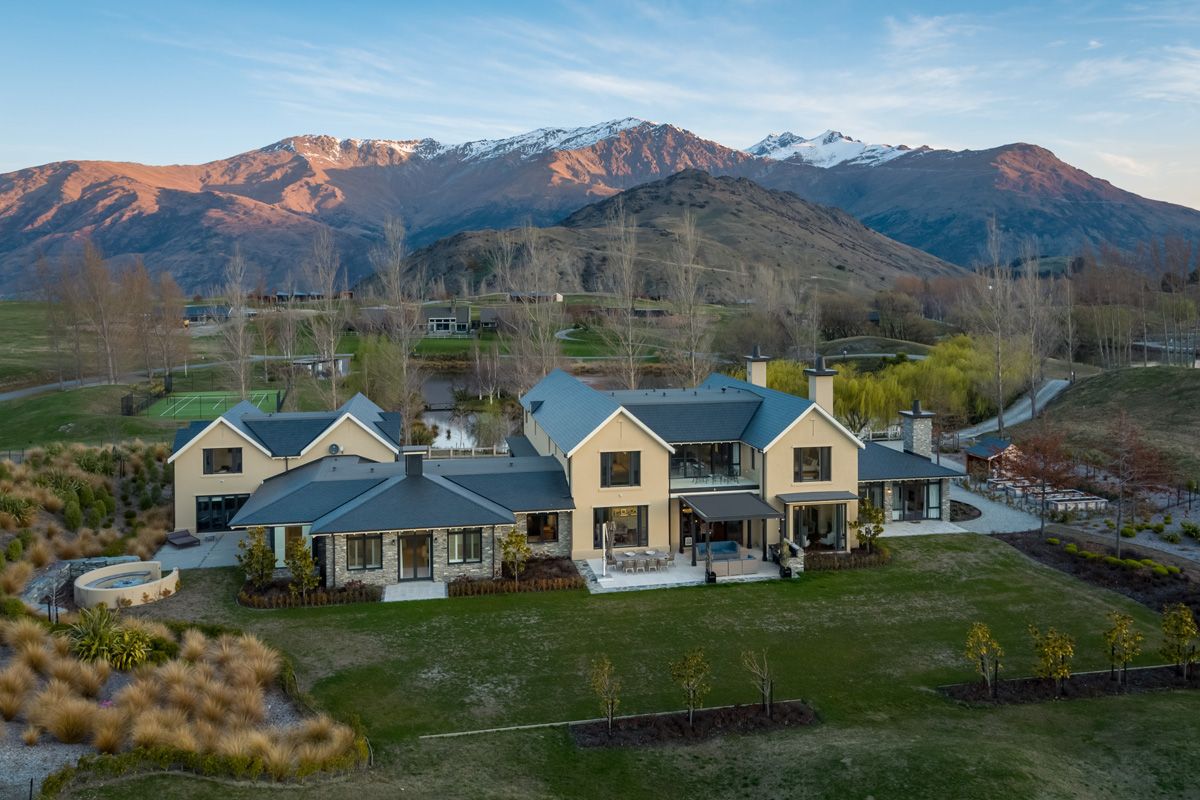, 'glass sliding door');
399,533,432,581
